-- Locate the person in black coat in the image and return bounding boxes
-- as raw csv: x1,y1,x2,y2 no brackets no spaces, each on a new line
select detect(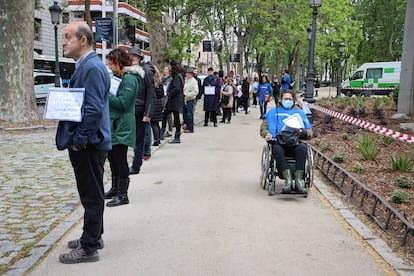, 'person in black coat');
241,77,250,114
202,67,221,127
127,47,155,175
151,65,164,146
161,60,184,144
